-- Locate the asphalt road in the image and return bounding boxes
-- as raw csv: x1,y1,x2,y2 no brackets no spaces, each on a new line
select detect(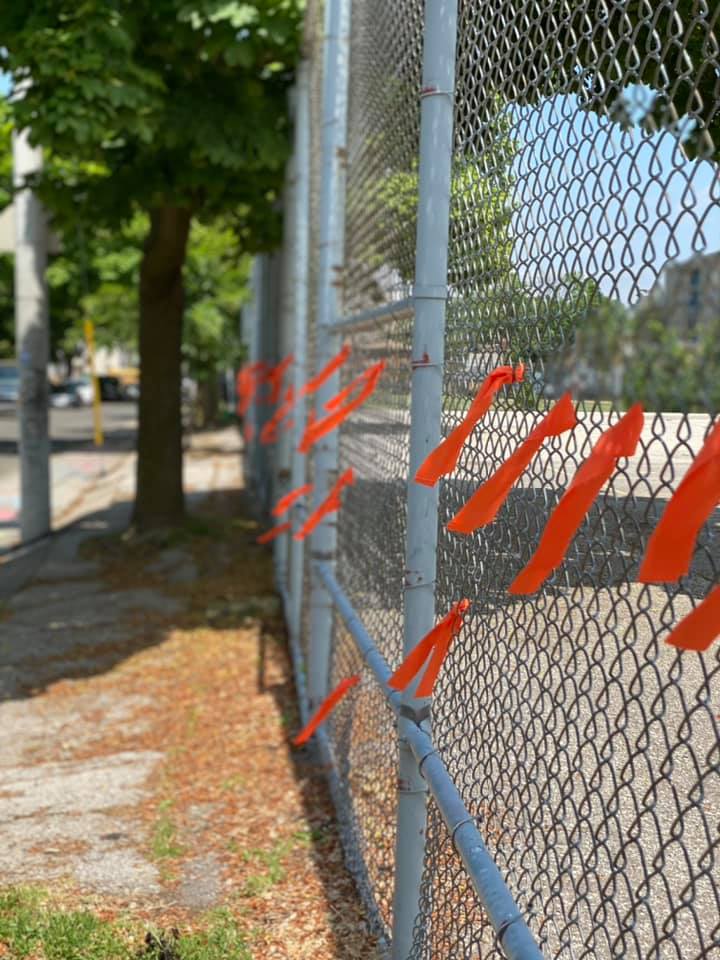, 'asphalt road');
0,401,138,482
